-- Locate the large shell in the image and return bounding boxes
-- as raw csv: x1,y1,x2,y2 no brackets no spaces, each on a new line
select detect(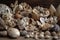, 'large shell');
7,28,20,38
0,4,12,14
0,31,7,36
